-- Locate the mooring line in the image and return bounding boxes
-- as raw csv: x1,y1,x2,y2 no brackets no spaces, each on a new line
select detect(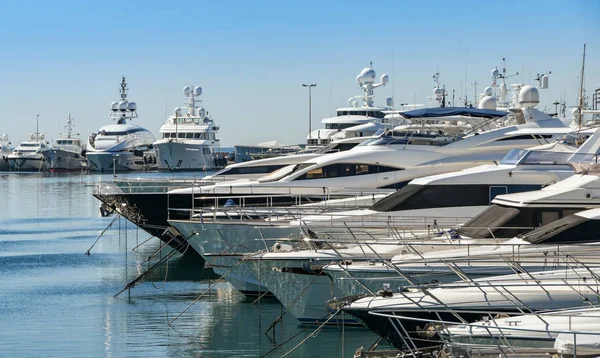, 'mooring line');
85,214,121,255
168,252,258,326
